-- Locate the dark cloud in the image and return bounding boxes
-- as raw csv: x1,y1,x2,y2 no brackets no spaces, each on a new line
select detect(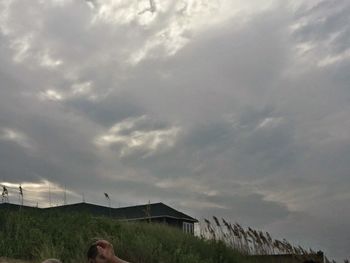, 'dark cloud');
195,192,291,227
293,0,350,51
0,0,349,260
66,93,144,127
